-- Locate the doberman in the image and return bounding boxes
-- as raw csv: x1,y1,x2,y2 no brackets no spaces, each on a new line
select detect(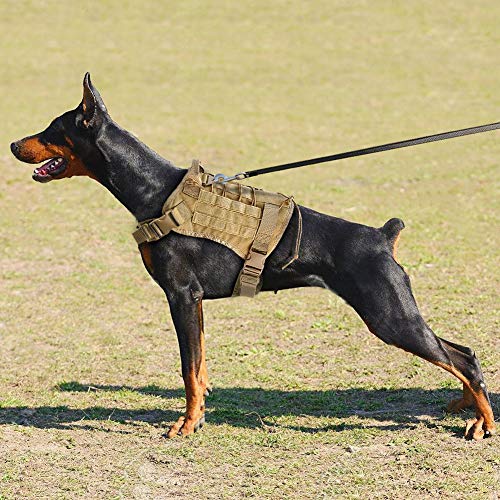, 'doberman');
10,74,495,440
